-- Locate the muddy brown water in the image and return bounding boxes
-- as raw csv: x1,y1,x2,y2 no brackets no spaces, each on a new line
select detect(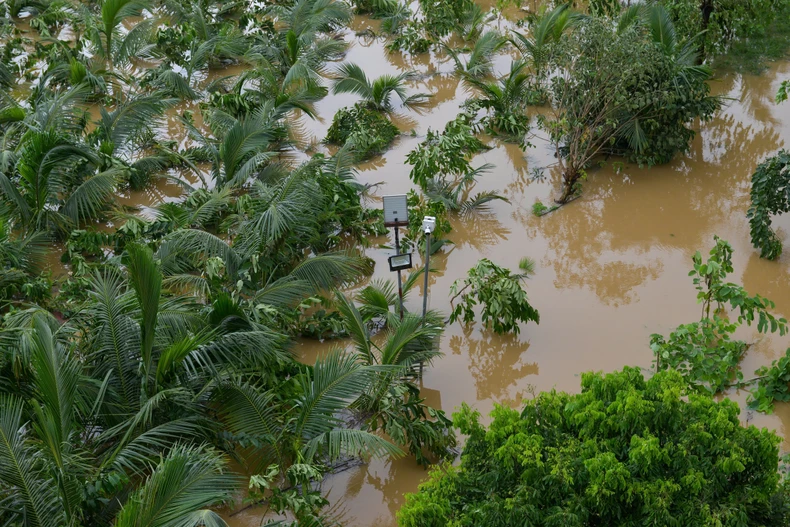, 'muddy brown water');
220,40,790,527
7,10,790,527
